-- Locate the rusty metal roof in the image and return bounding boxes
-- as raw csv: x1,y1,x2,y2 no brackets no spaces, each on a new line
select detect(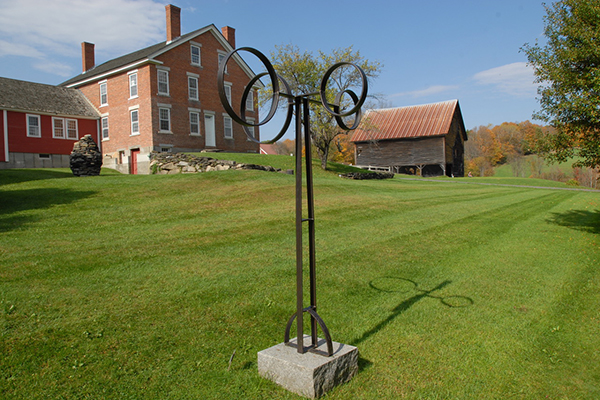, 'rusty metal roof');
351,100,462,142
